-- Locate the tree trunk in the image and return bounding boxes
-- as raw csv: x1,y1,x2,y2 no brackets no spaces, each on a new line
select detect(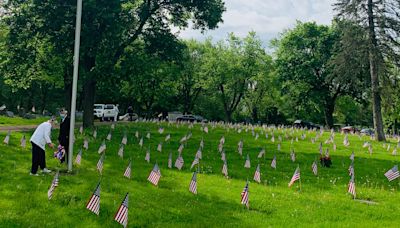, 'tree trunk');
367,0,386,141
324,98,335,128
82,77,96,128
